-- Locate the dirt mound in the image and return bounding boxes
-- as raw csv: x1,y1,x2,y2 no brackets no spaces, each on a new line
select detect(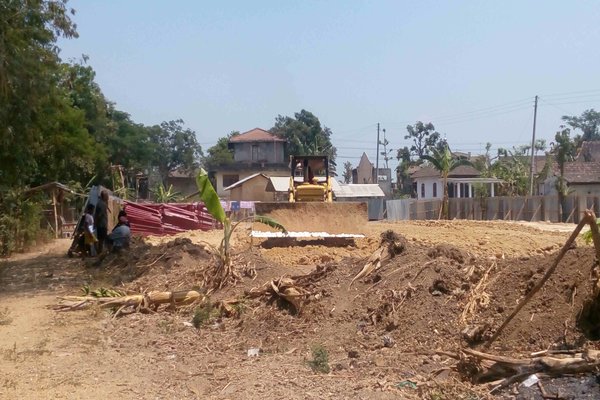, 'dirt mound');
427,244,466,264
